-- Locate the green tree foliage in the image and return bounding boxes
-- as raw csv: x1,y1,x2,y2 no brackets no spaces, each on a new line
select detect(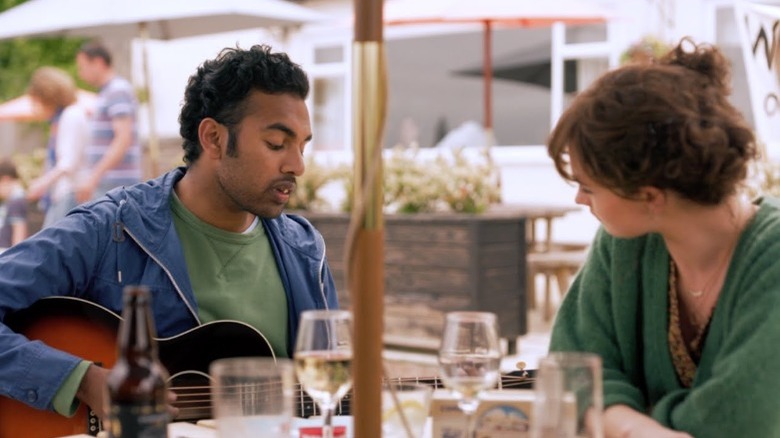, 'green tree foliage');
0,0,86,100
